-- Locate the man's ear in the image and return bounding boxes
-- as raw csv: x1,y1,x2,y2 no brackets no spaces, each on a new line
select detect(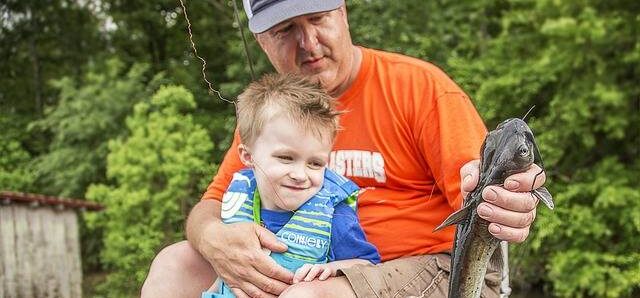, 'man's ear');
238,144,254,167
338,5,349,28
